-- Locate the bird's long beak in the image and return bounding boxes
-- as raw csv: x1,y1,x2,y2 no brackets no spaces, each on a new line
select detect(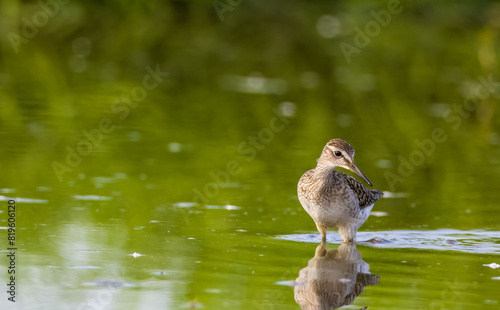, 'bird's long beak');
348,161,373,186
